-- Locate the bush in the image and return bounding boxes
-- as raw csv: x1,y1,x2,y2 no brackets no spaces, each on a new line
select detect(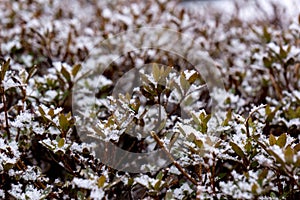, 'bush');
0,0,299,199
